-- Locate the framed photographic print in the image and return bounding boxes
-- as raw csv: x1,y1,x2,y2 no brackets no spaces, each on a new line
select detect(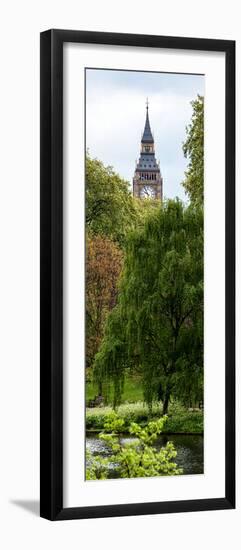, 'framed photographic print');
40,29,235,520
